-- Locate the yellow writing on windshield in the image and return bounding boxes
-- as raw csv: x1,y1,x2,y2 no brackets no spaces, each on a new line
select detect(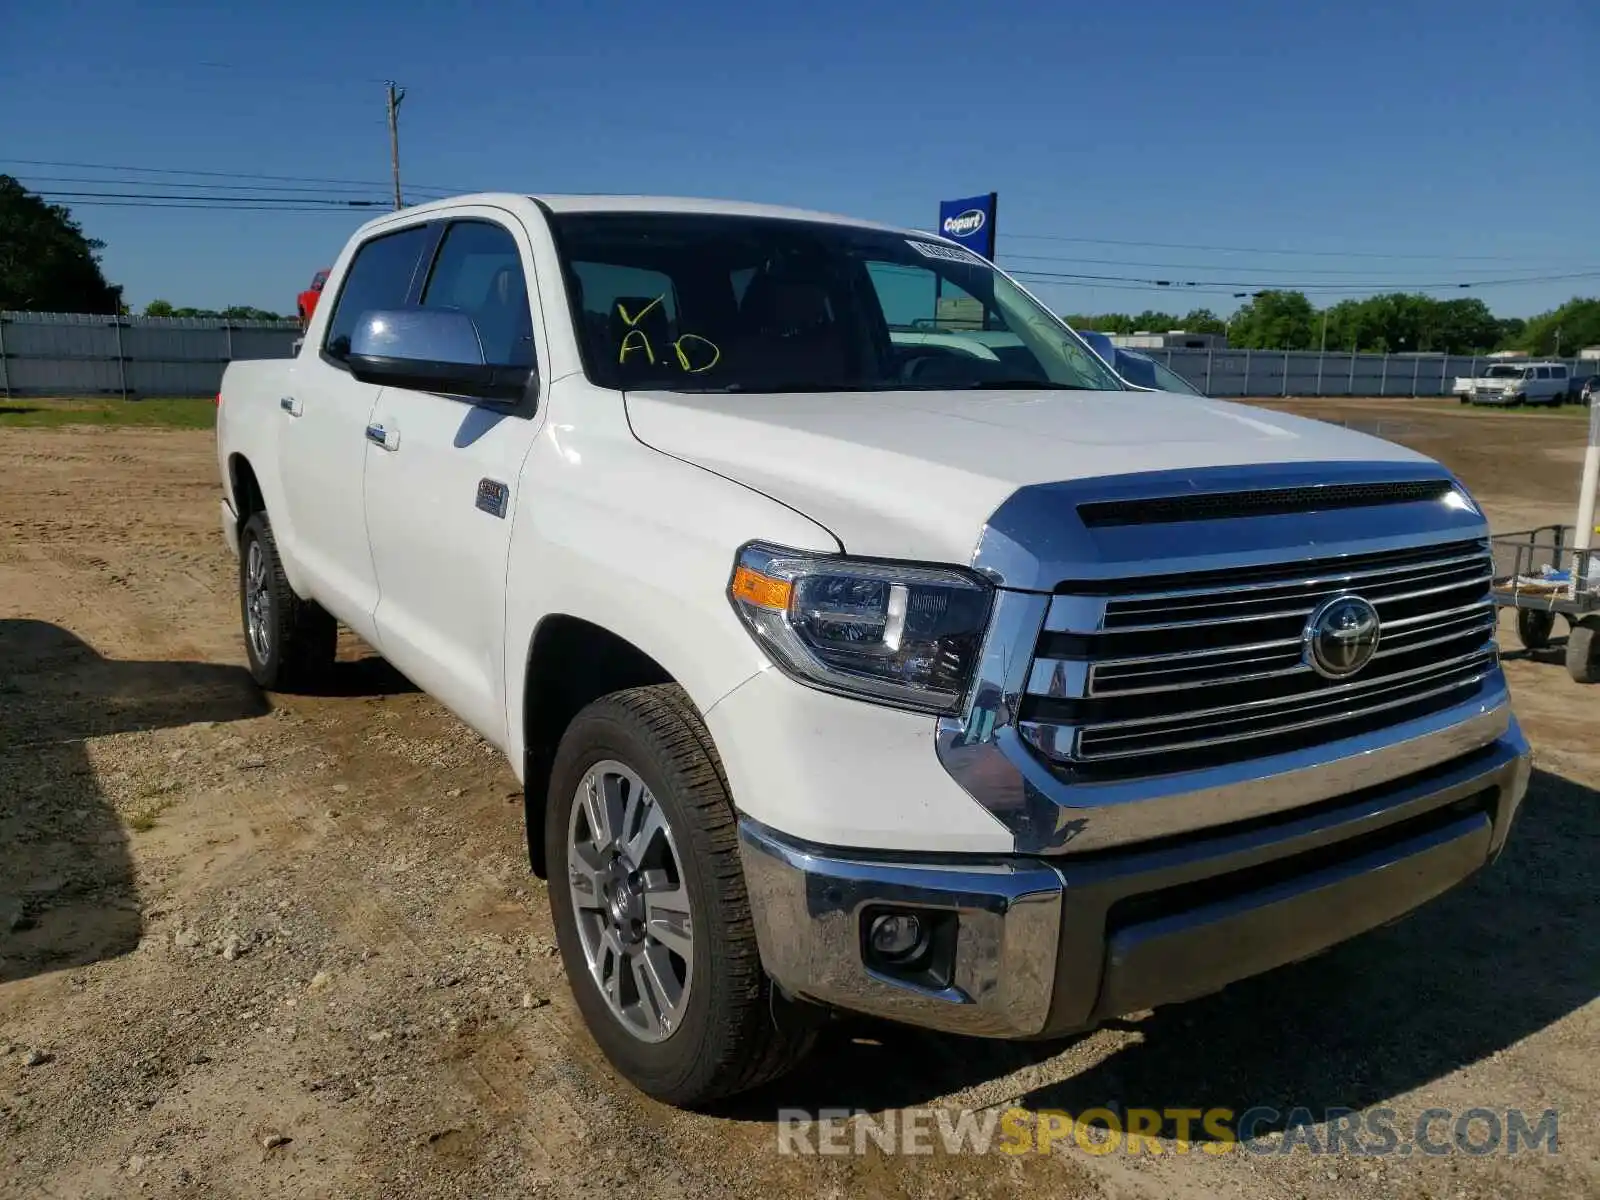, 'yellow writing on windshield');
673,333,720,374
614,296,721,373
616,296,664,365
618,329,655,364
